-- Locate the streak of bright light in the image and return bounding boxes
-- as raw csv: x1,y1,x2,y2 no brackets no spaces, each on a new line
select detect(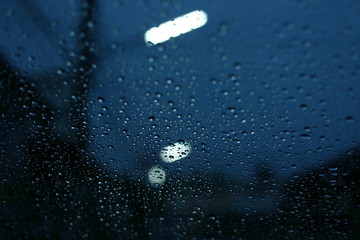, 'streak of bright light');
144,10,208,46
